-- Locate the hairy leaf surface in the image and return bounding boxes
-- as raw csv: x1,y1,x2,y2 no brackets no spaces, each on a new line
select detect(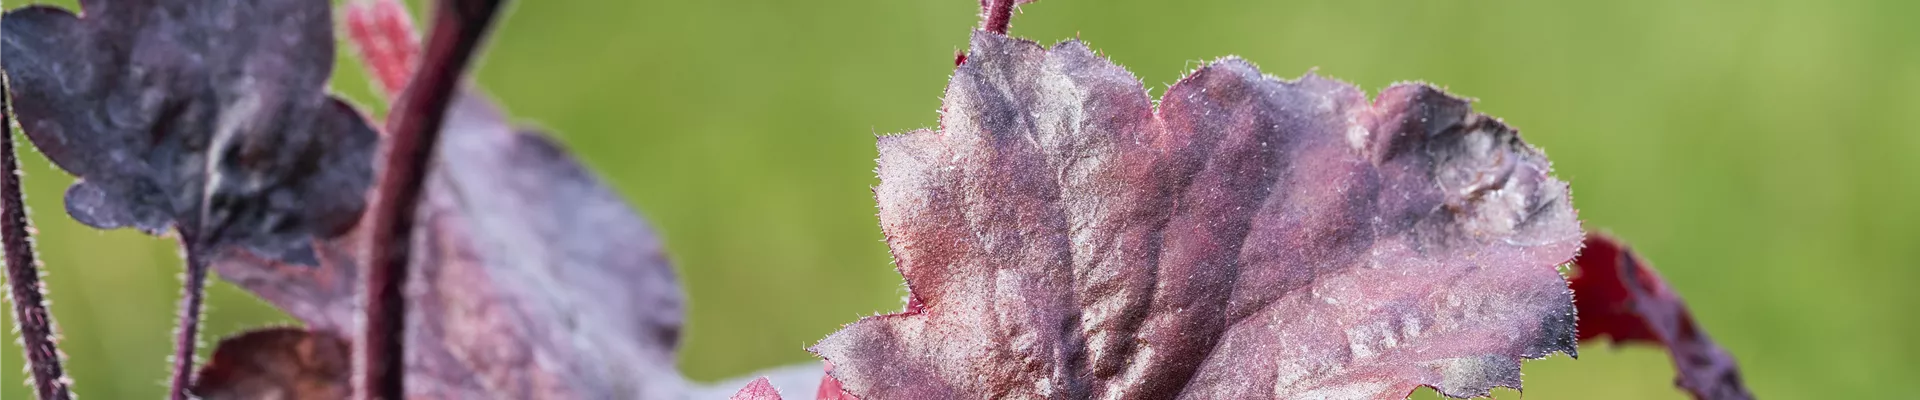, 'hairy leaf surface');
813,31,1584,399
0,0,377,264
731,377,785,400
